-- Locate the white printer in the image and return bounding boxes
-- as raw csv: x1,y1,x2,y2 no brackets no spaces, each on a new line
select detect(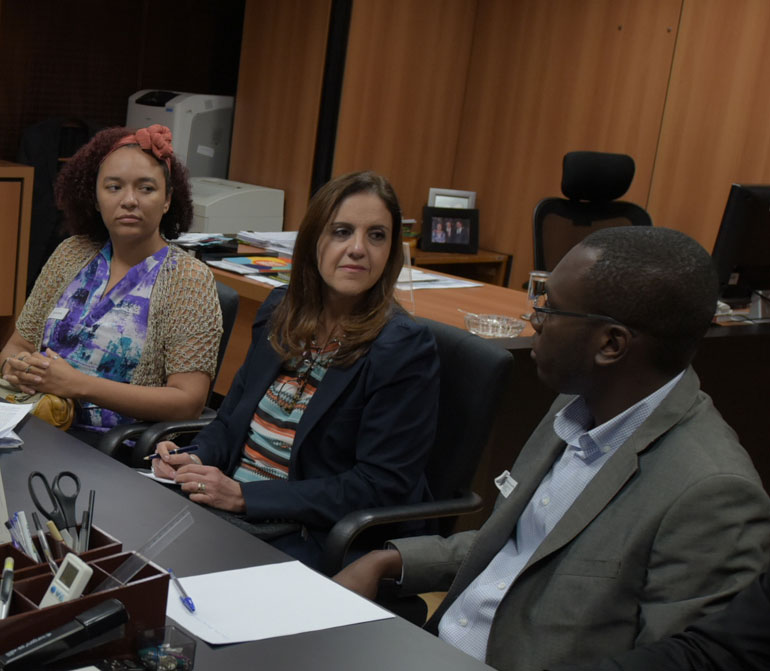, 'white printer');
190,177,284,234
126,90,233,178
